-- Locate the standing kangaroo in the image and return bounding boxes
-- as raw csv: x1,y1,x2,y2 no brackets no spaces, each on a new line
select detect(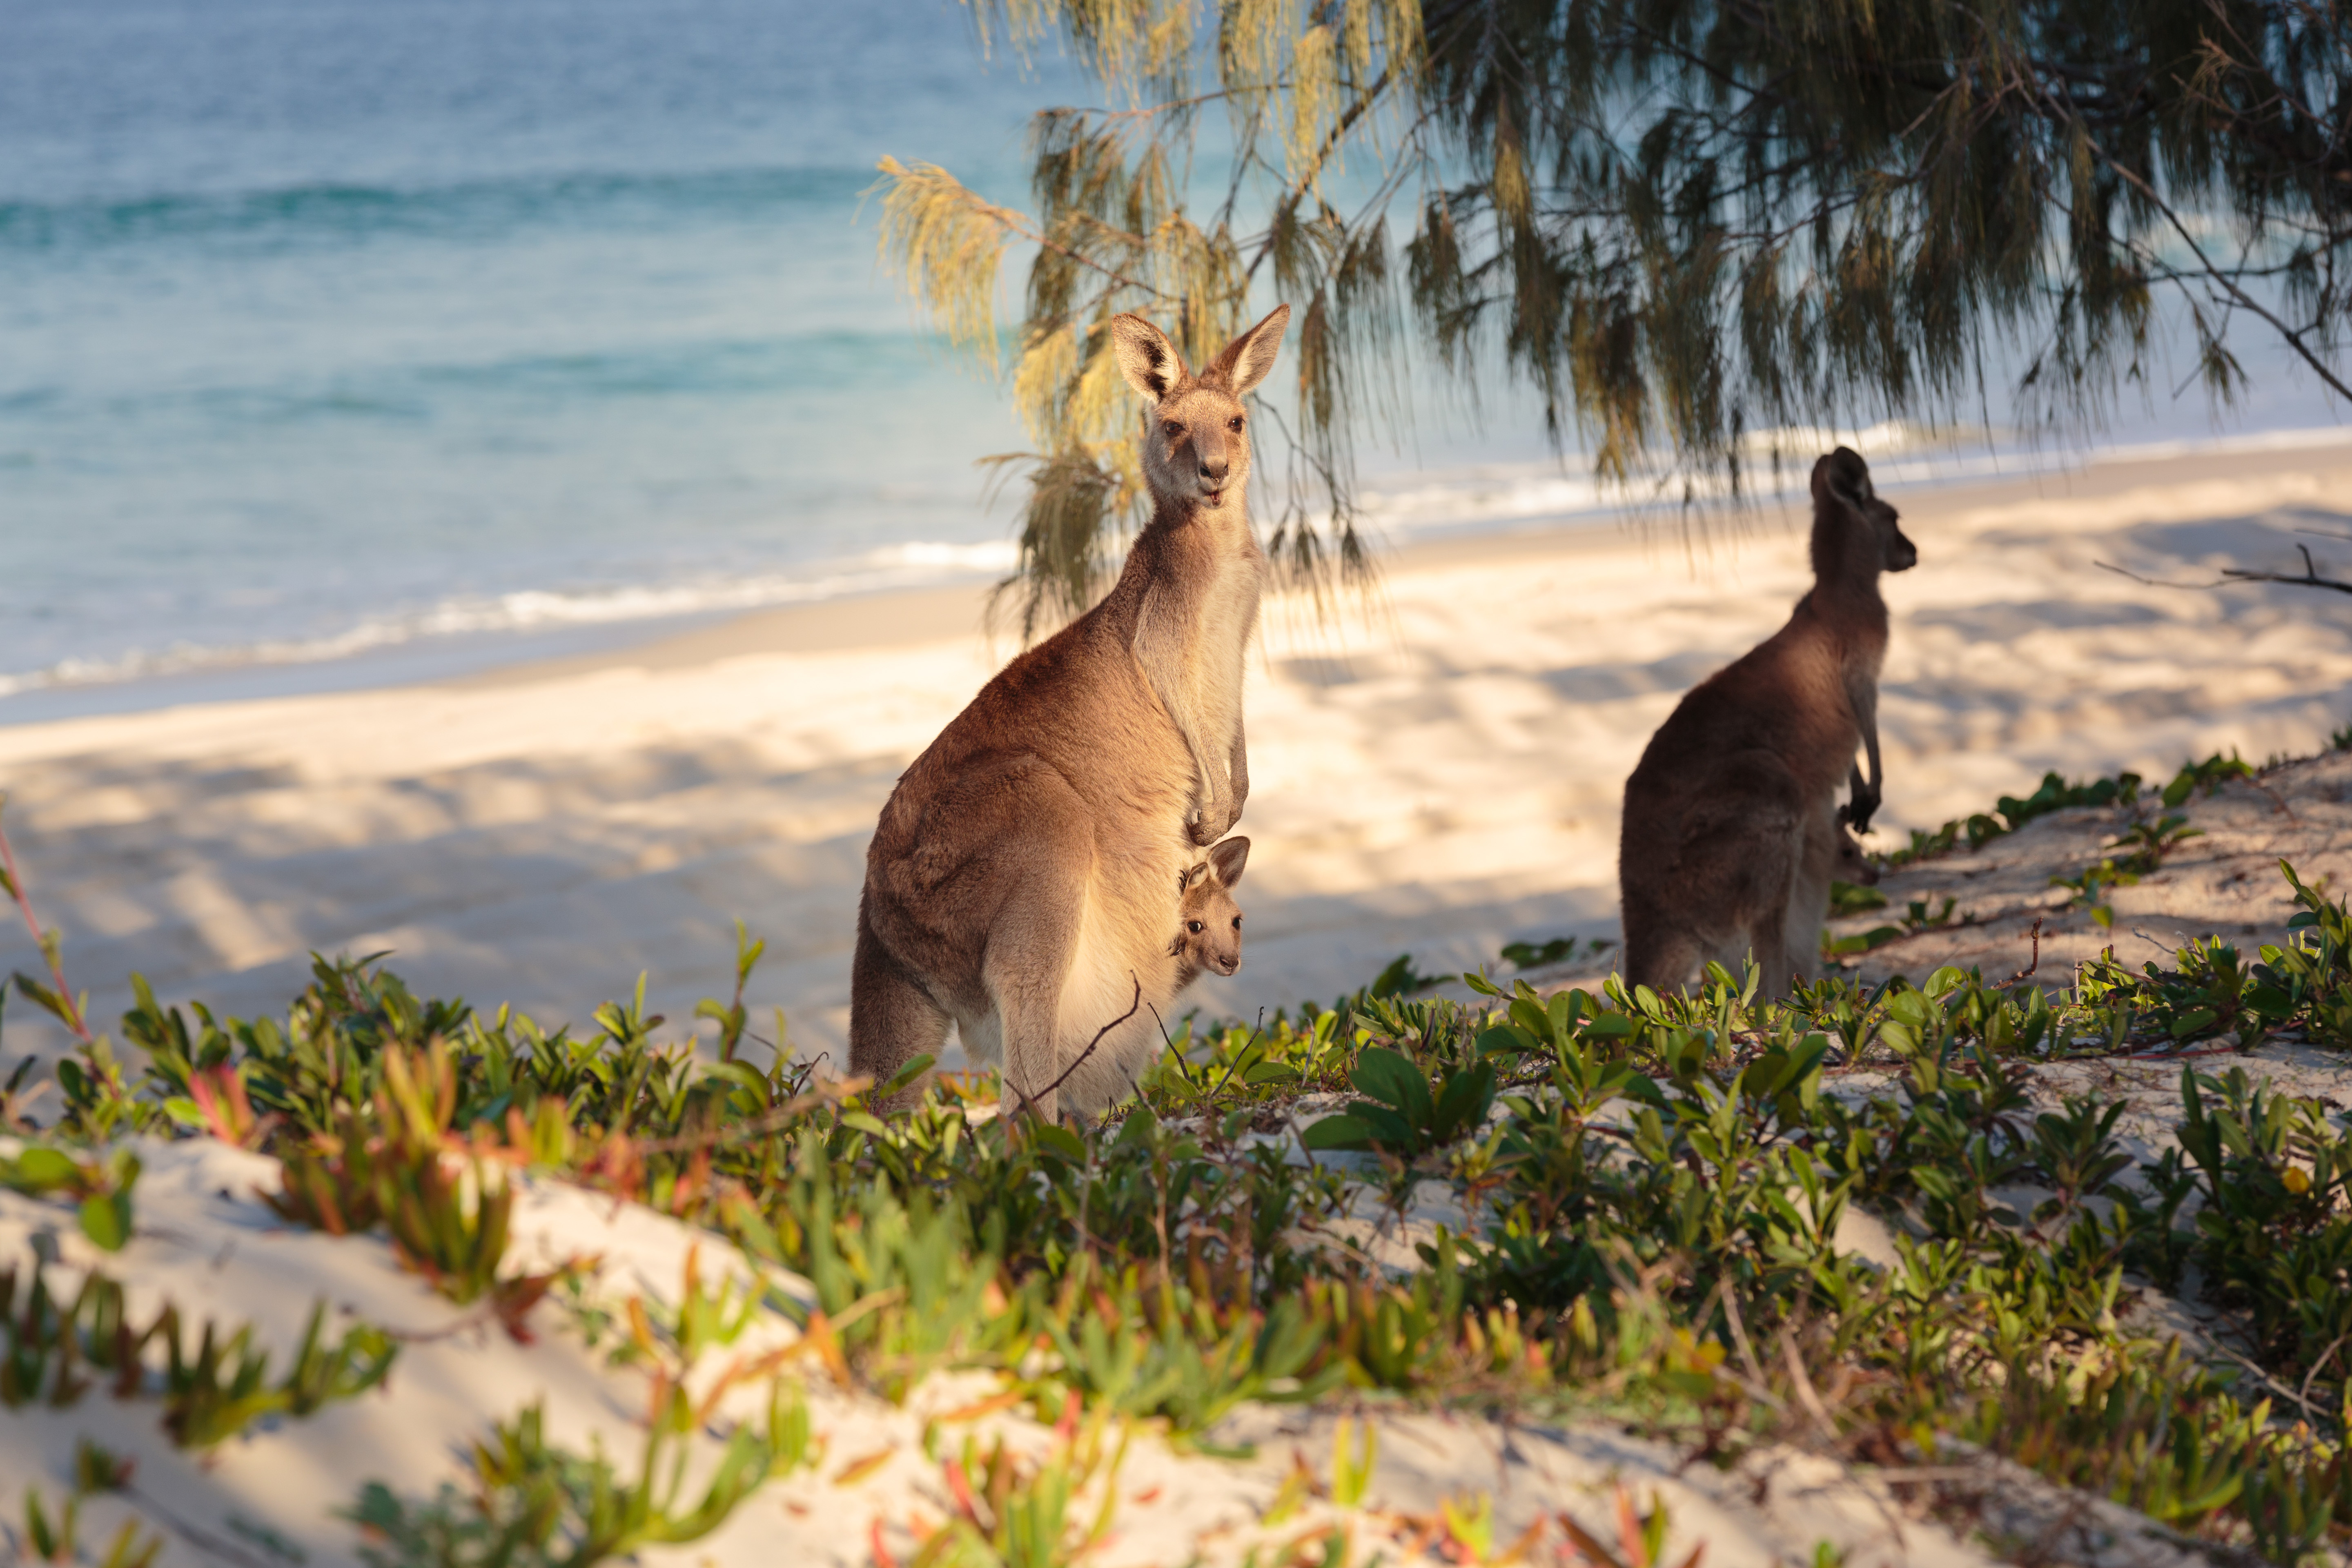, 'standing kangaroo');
1618,447,1915,997
851,305,1290,1120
